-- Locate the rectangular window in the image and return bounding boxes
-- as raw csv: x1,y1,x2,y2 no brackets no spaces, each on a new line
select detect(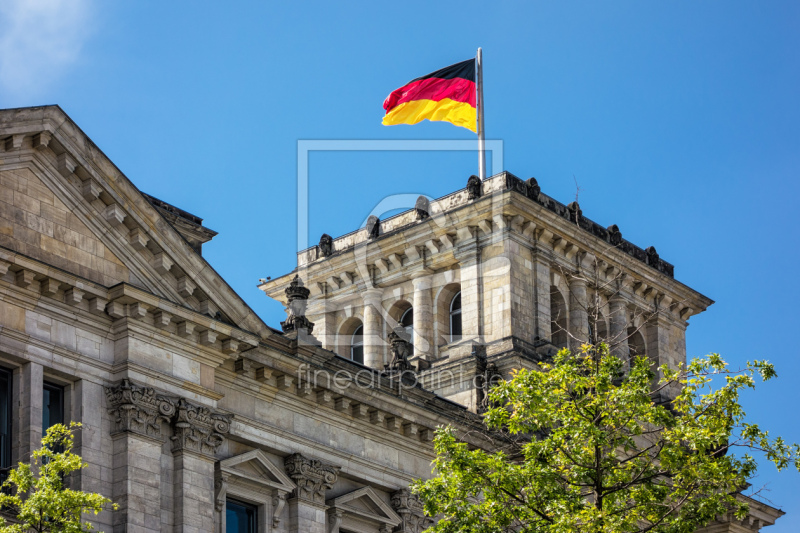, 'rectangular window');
0,368,11,476
42,382,64,436
226,499,257,533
